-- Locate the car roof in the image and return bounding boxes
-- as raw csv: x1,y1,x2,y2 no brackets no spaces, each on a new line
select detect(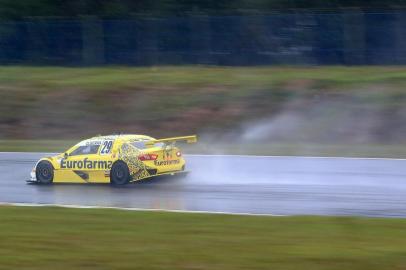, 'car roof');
76,134,155,146
90,134,154,141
